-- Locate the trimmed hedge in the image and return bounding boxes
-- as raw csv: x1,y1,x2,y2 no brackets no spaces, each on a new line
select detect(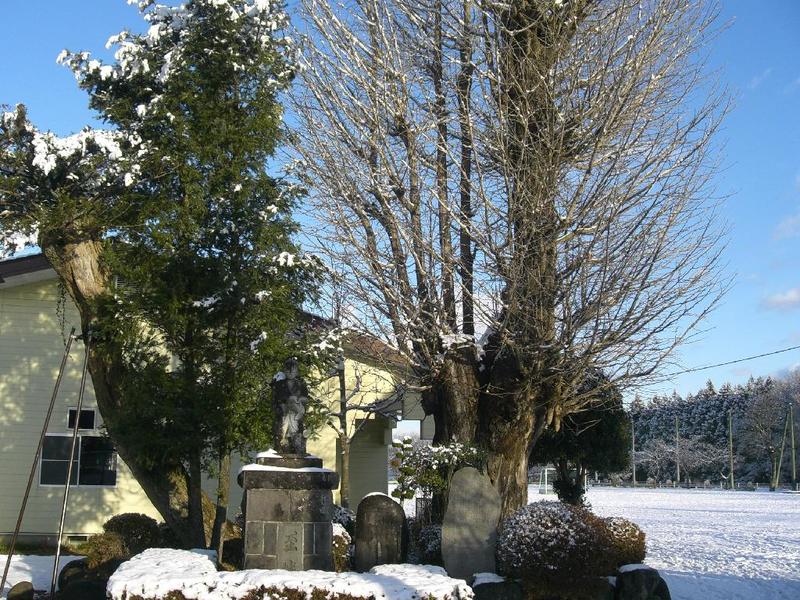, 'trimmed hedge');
103,513,161,555
81,531,127,570
603,516,646,567
496,502,617,582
